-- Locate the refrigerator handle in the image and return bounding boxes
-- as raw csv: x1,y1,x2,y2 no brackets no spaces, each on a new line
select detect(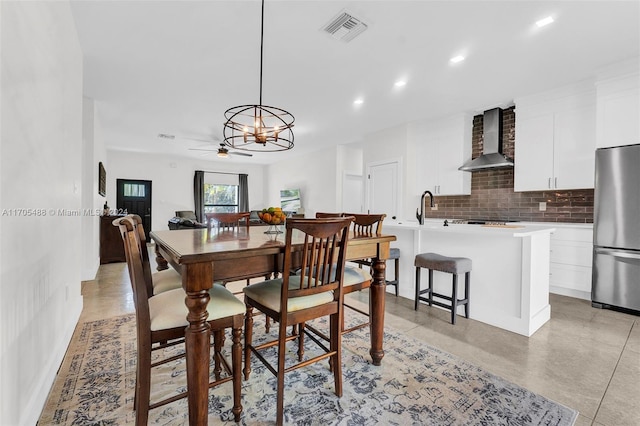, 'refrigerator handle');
595,247,640,260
